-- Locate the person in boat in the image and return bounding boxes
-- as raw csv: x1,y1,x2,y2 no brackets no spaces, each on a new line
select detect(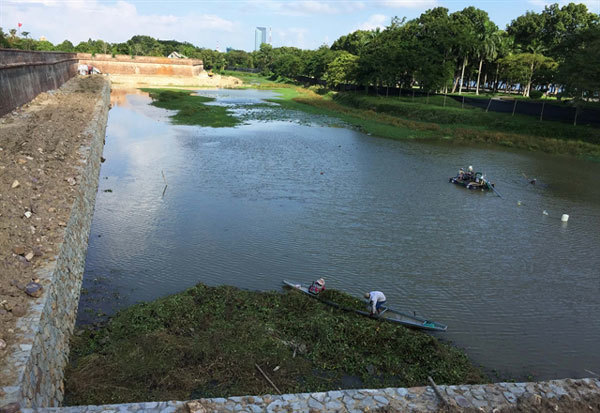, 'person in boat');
458,168,465,180
308,278,326,294
364,291,386,316
465,165,474,180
